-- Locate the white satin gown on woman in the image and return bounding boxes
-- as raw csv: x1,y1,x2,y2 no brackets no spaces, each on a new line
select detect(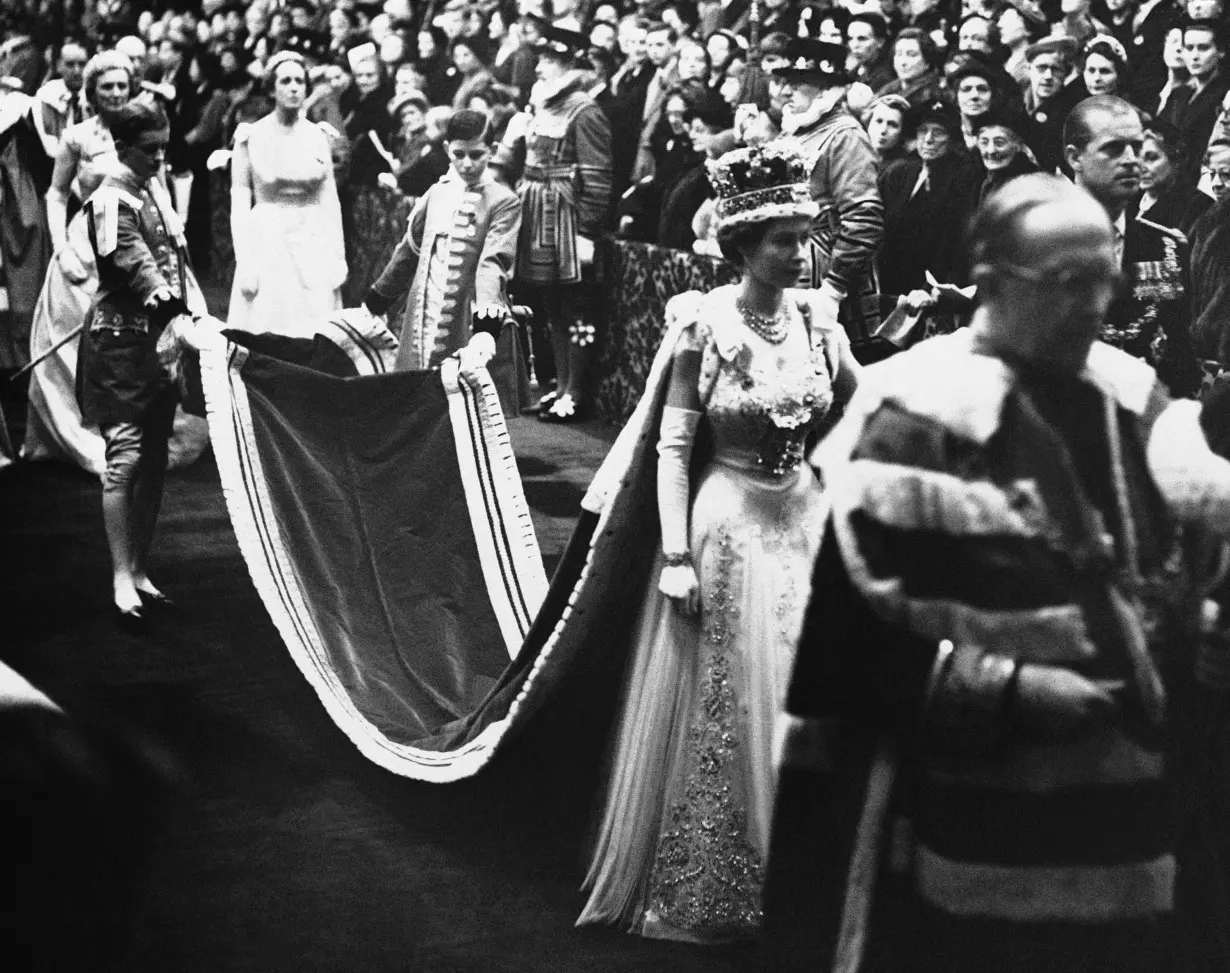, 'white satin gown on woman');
578,286,844,943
